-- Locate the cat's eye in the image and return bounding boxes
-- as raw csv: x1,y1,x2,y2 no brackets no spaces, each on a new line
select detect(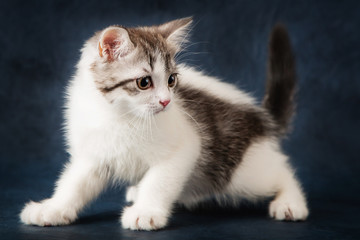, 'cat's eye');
136,76,152,90
168,74,177,88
